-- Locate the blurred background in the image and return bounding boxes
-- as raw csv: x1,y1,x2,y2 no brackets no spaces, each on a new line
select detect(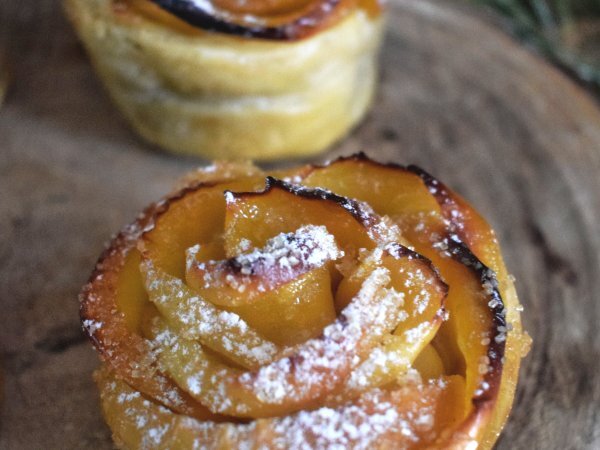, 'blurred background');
473,0,600,95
